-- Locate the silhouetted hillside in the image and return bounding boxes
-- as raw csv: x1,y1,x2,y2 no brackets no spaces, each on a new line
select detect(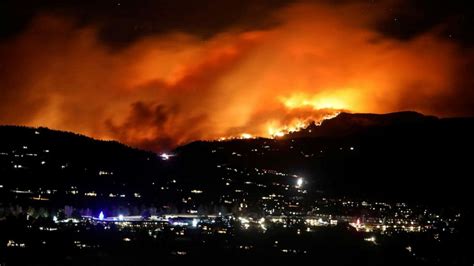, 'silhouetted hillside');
176,112,474,207
0,125,163,189
1,111,474,208
285,111,438,139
